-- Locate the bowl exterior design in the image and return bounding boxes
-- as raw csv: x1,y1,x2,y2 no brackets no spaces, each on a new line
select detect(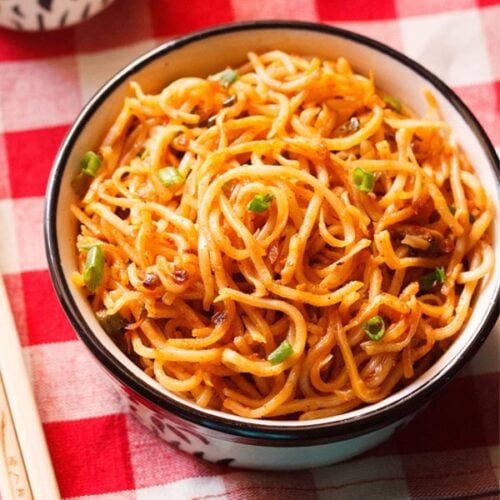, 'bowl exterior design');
0,0,115,31
44,21,500,470
114,373,415,470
